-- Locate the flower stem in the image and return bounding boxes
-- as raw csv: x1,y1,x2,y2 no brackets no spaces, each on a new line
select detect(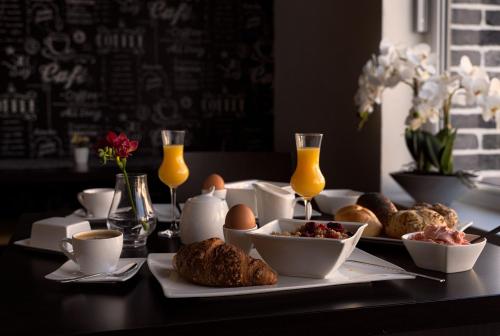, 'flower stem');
123,169,137,217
